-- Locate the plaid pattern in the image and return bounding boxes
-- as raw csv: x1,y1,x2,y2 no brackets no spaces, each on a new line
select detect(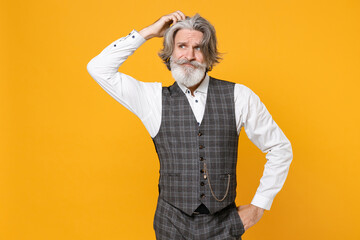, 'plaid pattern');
152,77,239,216
153,197,245,240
